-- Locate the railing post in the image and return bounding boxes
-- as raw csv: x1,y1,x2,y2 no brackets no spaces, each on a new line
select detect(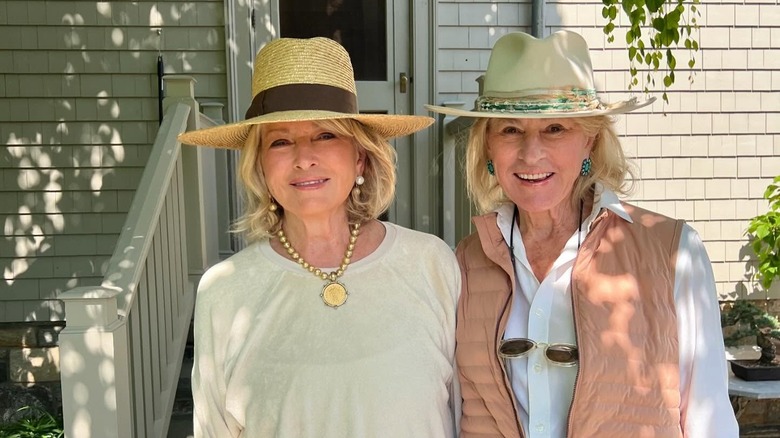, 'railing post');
59,287,132,438
201,102,236,260
163,75,218,275
200,102,225,123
